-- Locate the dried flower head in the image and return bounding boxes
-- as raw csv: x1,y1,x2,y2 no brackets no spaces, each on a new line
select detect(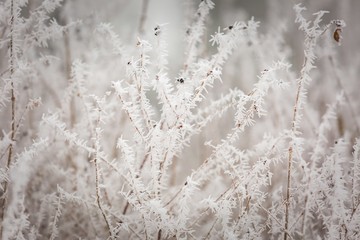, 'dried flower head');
333,28,342,43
